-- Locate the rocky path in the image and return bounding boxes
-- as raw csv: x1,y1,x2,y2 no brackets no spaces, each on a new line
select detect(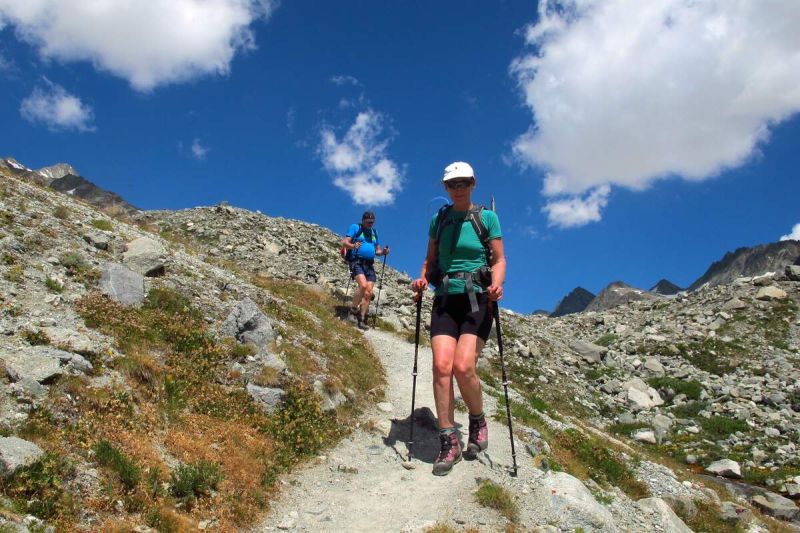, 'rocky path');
254,330,681,532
